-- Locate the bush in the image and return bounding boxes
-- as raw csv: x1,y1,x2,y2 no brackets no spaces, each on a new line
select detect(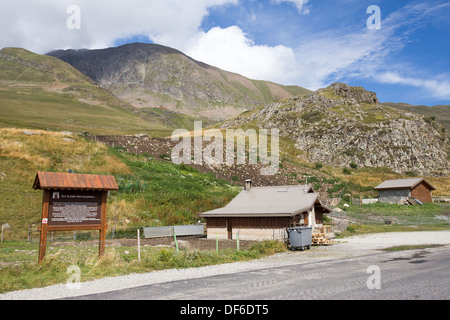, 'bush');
349,162,358,169
301,111,322,123
249,240,287,255
405,171,417,177
342,167,351,175
327,182,346,195
346,224,358,233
